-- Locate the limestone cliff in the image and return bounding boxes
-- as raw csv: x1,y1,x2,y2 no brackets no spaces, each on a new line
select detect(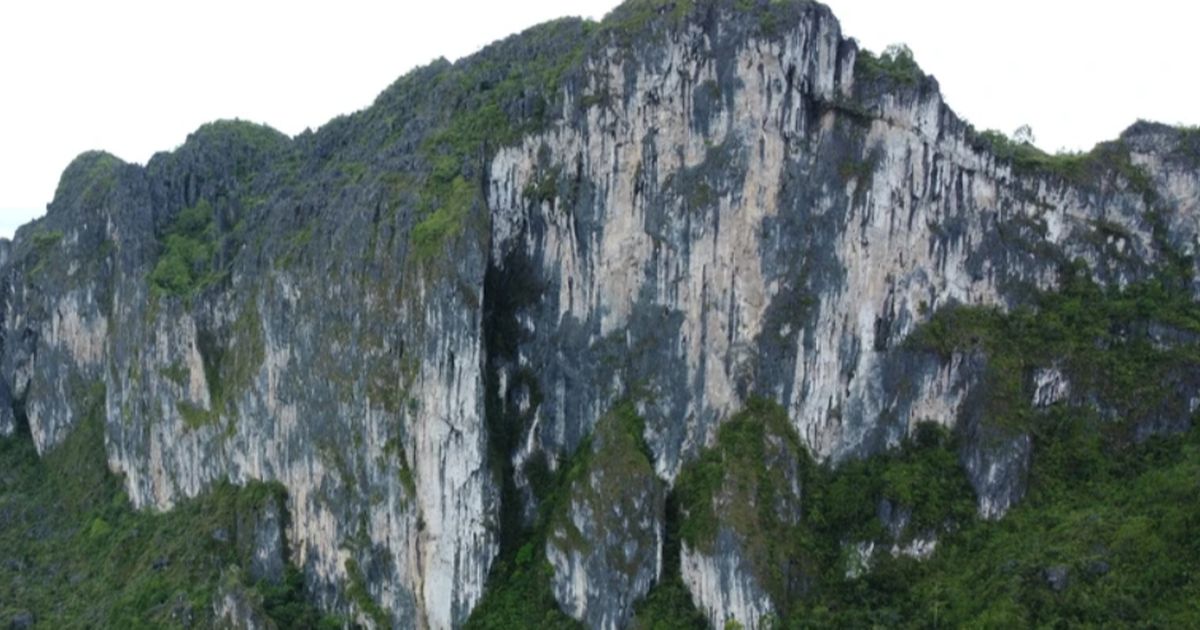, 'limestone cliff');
1,0,1197,628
